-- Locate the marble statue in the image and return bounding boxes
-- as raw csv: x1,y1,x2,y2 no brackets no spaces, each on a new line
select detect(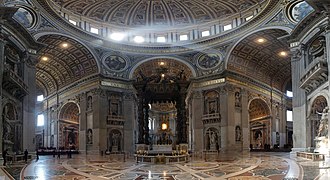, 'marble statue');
87,129,93,144
209,132,216,145
235,126,241,141
317,107,328,137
